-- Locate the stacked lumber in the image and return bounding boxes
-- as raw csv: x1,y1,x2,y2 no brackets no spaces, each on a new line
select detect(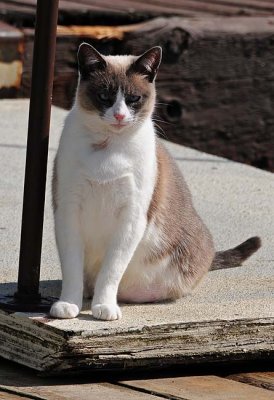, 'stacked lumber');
21,17,274,172
0,1,274,171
